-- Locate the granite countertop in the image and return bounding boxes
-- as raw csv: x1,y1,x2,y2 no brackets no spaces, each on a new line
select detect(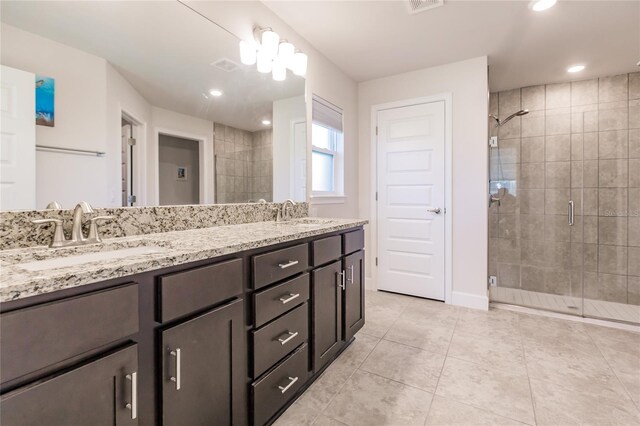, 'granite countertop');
0,218,367,303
